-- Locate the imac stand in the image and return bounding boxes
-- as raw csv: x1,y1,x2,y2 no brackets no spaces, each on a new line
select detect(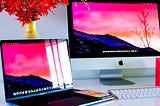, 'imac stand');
99,69,135,85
